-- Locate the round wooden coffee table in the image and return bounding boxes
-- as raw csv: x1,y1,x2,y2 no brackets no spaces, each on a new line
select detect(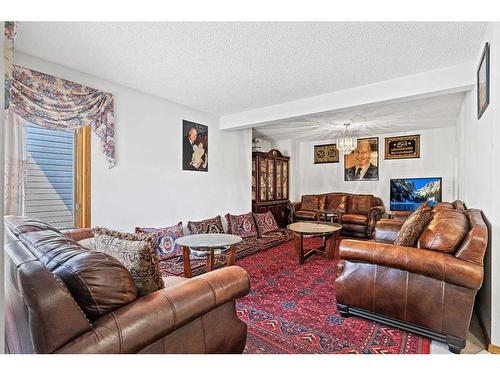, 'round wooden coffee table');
287,222,342,265
175,233,242,278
